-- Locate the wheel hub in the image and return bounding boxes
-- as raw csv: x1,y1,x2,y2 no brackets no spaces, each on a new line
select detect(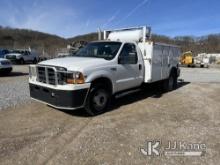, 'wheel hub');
93,90,107,110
